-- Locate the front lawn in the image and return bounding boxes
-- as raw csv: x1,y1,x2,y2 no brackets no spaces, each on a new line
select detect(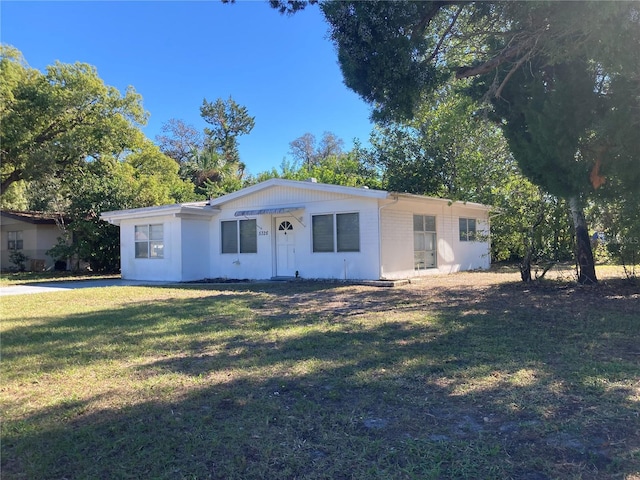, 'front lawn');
1,270,638,479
